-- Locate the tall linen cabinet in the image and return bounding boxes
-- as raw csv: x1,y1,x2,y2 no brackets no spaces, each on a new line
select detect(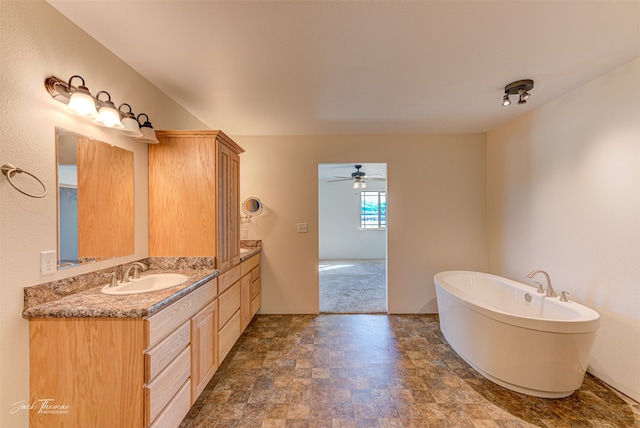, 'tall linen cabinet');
150,130,243,267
